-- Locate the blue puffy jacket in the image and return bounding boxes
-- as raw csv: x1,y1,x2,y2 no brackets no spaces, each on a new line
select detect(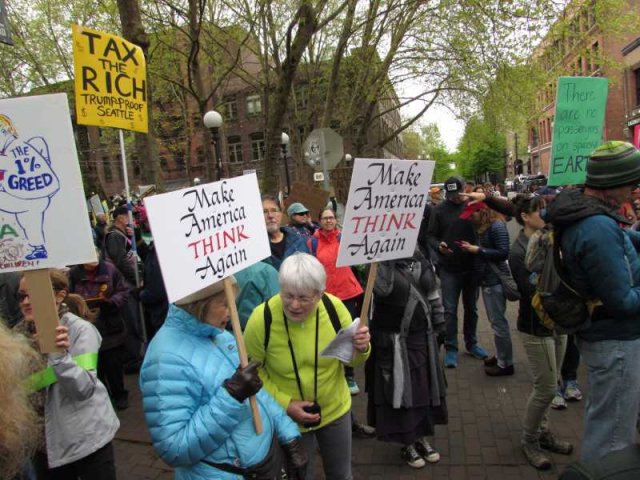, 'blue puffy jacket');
140,304,300,480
